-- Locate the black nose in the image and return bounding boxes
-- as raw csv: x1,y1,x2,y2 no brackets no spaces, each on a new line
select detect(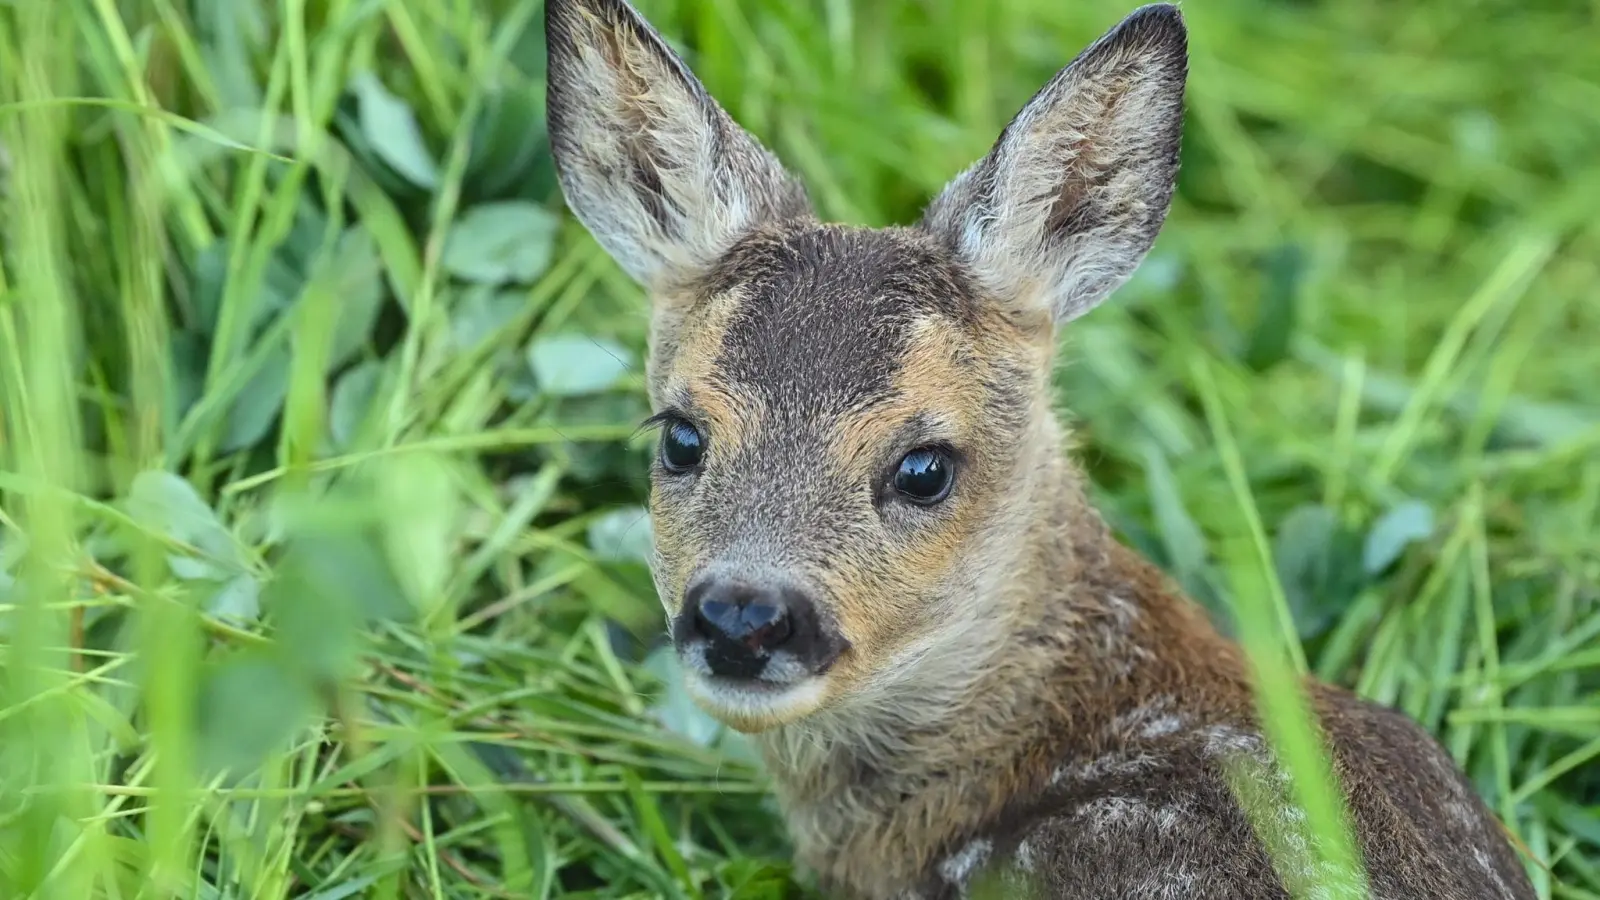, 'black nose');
679,578,812,679
695,588,792,649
